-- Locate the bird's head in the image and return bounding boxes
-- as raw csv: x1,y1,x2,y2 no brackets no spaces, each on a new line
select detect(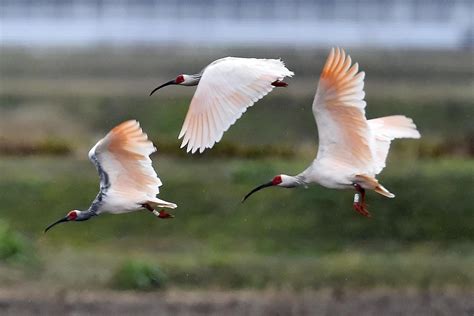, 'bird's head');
150,74,196,96
242,174,299,202
44,210,91,233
